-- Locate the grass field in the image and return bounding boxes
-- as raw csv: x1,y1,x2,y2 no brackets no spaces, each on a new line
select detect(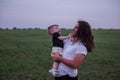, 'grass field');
0,29,120,80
